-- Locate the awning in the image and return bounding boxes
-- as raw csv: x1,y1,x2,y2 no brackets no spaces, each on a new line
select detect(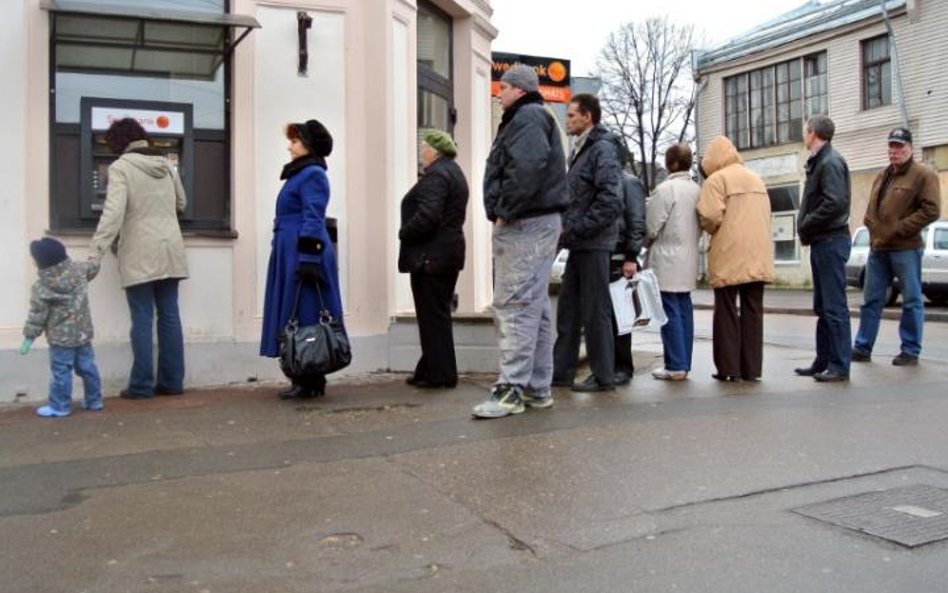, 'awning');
41,0,260,80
